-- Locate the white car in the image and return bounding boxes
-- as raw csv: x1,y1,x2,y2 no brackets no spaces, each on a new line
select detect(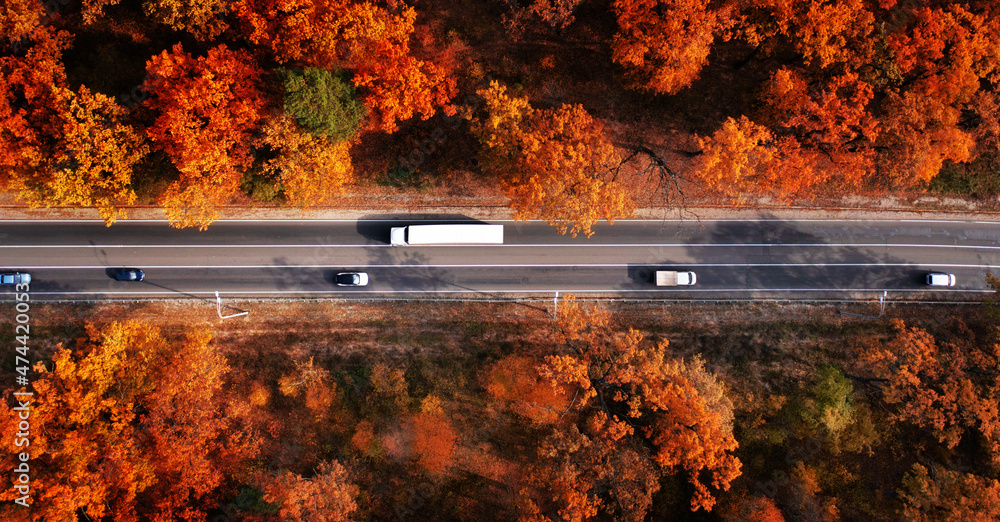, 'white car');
335,272,369,286
926,272,956,287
